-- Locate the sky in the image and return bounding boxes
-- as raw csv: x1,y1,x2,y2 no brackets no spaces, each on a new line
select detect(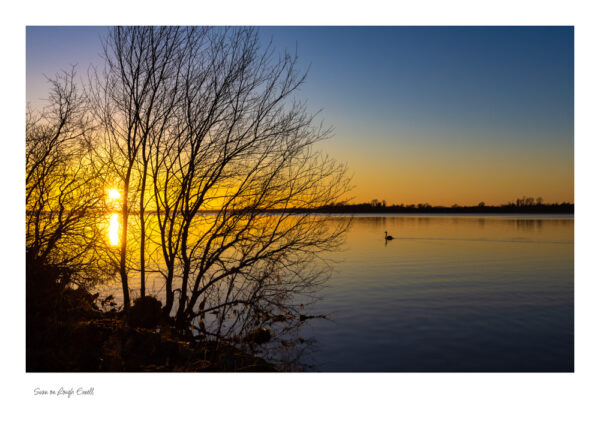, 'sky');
26,26,574,206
